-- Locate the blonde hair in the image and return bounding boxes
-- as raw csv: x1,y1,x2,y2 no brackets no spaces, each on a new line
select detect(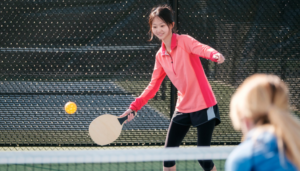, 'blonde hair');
230,74,300,169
